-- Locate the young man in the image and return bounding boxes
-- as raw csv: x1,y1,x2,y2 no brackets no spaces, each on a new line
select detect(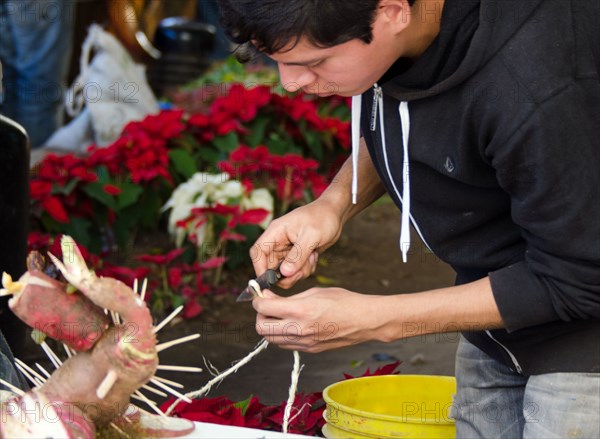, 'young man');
217,0,600,437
